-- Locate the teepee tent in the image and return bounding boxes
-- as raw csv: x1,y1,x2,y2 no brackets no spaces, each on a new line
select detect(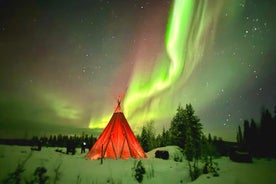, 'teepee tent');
86,100,147,160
